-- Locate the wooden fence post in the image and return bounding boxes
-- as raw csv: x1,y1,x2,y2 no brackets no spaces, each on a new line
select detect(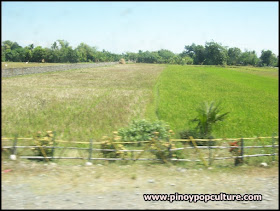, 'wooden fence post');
131,151,134,161
272,133,276,161
168,139,172,160
88,139,93,162
208,138,212,166
240,138,244,164
51,131,56,161
190,136,208,167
